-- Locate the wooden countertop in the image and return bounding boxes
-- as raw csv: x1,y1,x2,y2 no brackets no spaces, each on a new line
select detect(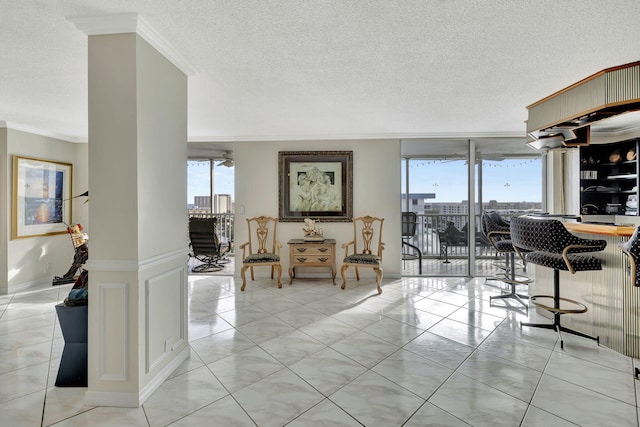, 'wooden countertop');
564,222,637,237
